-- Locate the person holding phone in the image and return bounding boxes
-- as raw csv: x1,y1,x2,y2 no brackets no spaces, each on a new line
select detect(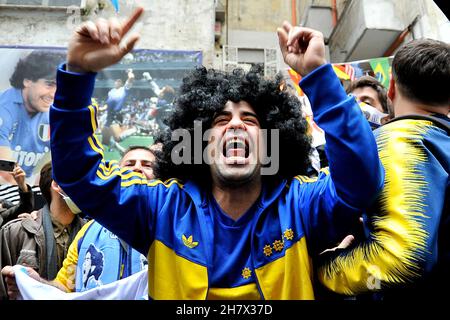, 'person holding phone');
0,164,34,227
